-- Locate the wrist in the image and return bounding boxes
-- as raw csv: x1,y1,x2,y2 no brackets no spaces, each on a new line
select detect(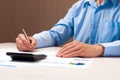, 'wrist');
96,44,104,57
